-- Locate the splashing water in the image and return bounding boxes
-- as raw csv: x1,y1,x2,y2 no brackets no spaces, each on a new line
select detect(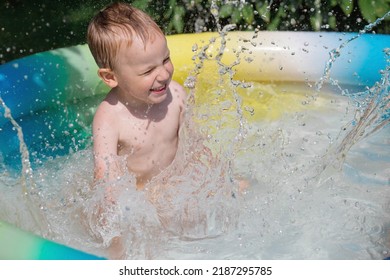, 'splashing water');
314,10,390,173
1,7,390,260
171,4,390,259
316,11,390,91
320,49,390,173
0,96,51,236
1,52,389,260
